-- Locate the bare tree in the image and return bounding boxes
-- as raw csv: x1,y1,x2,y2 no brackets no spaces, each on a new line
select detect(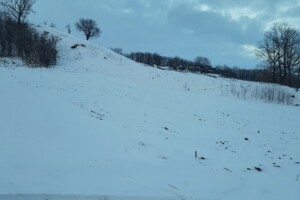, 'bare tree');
0,0,35,24
194,56,212,67
75,18,101,40
256,27,280,83
257,23,300,86
194,56,212,72
66,23,71,34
